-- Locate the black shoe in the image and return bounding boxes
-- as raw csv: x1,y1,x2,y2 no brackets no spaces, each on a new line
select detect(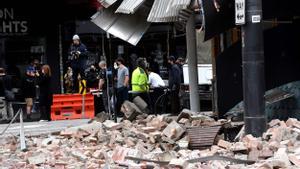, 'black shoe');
25,115,32,122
